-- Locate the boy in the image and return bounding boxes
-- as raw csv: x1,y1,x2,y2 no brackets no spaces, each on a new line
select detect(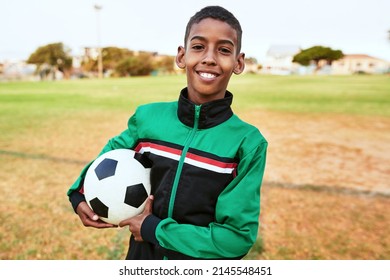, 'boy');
67,5,267,260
